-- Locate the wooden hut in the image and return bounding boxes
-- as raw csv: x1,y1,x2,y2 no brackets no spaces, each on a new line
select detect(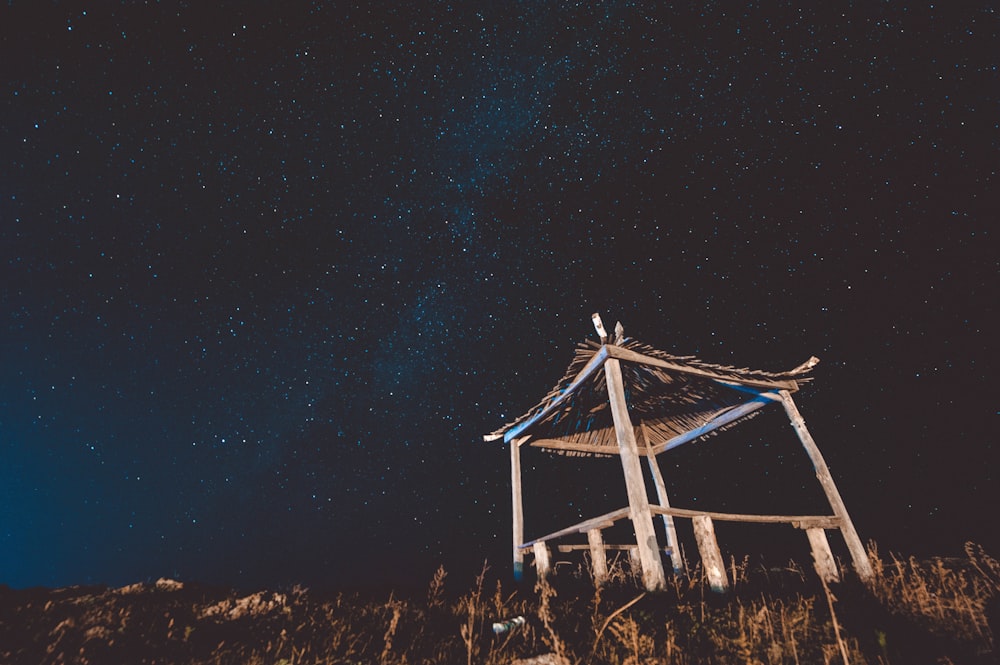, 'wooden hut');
484,314,873,592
